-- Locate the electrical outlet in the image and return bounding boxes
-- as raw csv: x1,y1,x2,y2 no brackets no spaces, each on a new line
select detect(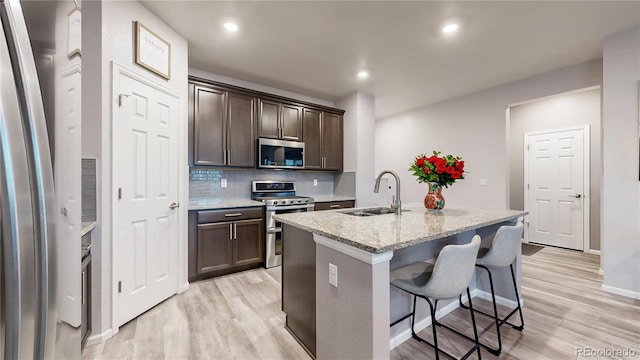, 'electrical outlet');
221,179,227,188
479,178,488,186
313,179,318,187
329,263,338,287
